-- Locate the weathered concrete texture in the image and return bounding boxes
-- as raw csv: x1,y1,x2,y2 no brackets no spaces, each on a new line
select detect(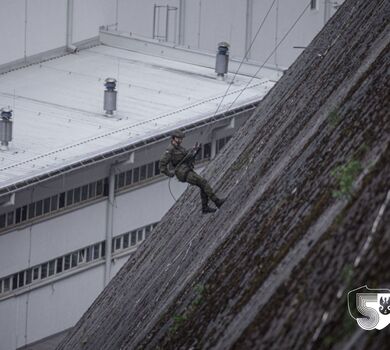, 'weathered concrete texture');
57,0,390,349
